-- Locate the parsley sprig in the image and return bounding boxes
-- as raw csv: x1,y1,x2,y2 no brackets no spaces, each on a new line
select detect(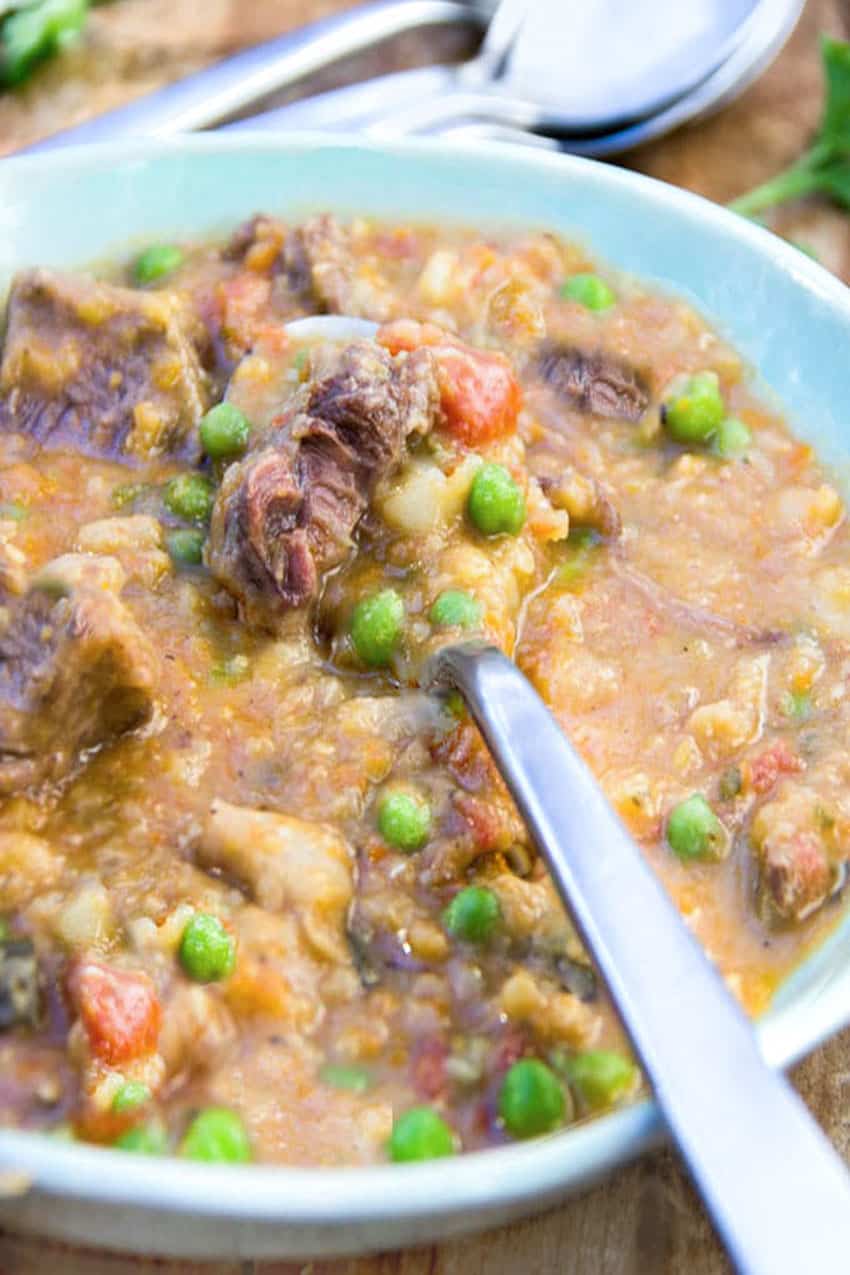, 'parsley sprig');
730,37,850,218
